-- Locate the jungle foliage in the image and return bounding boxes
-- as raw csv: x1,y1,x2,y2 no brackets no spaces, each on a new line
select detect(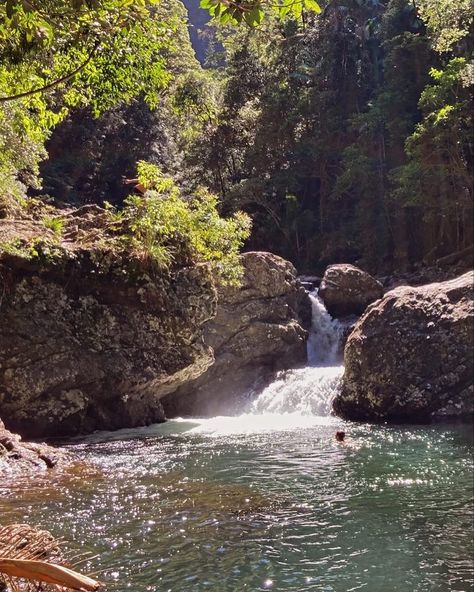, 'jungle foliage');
184,0,473,272
1,0,472,275
0,0,252,280
119,162,251,283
